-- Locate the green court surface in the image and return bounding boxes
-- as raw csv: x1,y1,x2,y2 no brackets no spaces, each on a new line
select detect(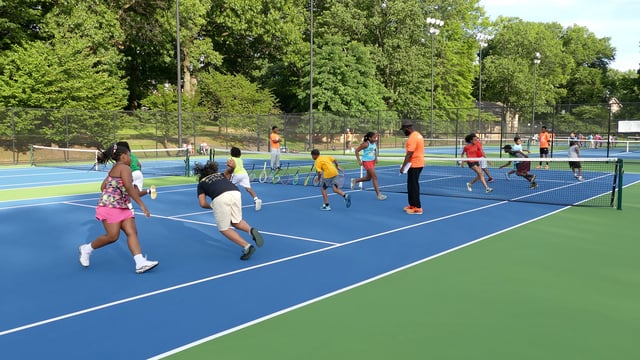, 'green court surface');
166,183,640,360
